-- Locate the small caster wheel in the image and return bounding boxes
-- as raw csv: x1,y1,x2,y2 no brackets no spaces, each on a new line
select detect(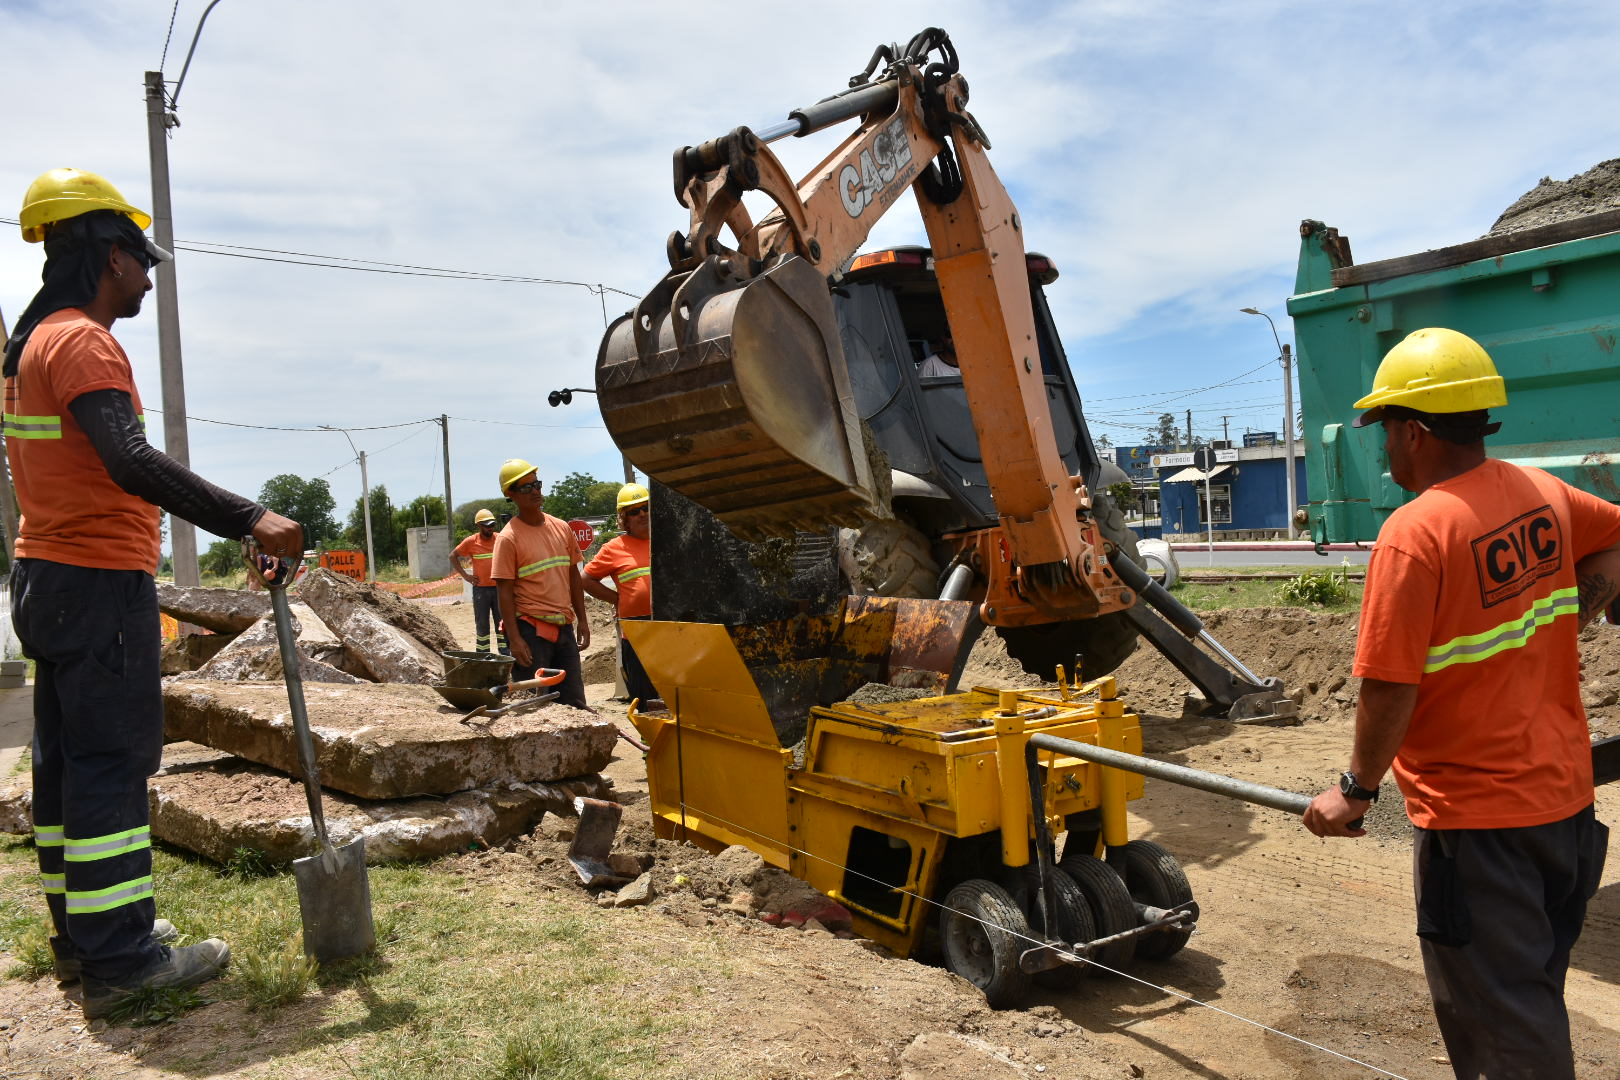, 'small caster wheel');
940,878,1032,1008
